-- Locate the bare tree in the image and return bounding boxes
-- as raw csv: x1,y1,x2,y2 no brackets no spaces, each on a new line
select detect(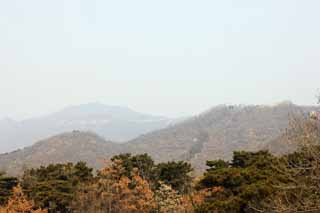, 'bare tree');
264,116,320,212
